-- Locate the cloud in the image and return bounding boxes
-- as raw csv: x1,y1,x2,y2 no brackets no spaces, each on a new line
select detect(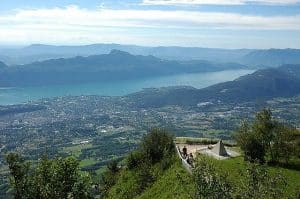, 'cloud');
1,5,299,30
0,5,299,47
143,0,300,5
